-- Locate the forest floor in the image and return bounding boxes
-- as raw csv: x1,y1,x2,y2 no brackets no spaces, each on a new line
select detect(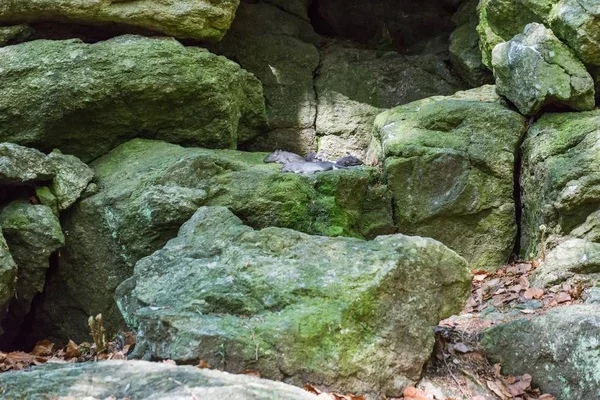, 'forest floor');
0,261,581,400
